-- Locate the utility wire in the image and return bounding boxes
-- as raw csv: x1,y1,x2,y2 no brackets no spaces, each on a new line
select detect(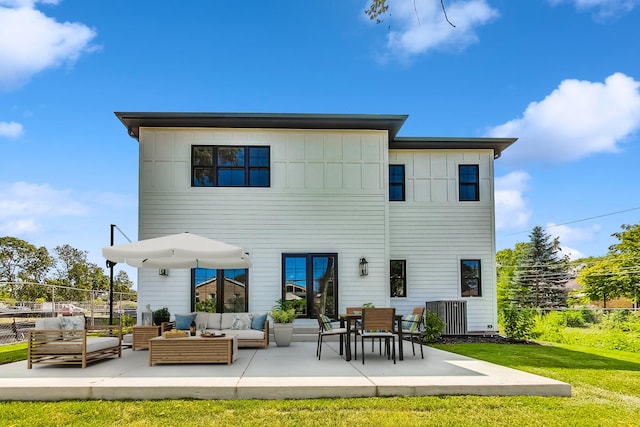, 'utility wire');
504,206,640,237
